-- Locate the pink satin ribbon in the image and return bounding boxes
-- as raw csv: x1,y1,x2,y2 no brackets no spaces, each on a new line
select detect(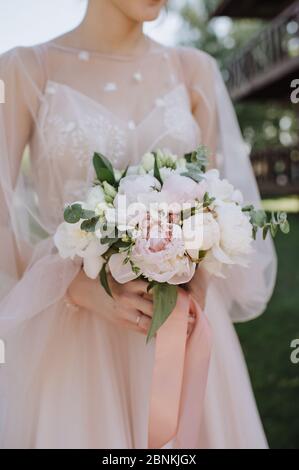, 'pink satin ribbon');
148,289,212,449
